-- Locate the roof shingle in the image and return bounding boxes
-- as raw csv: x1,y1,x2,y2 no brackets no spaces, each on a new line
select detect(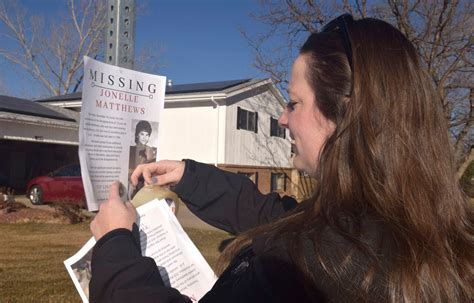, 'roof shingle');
0,95,75,122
